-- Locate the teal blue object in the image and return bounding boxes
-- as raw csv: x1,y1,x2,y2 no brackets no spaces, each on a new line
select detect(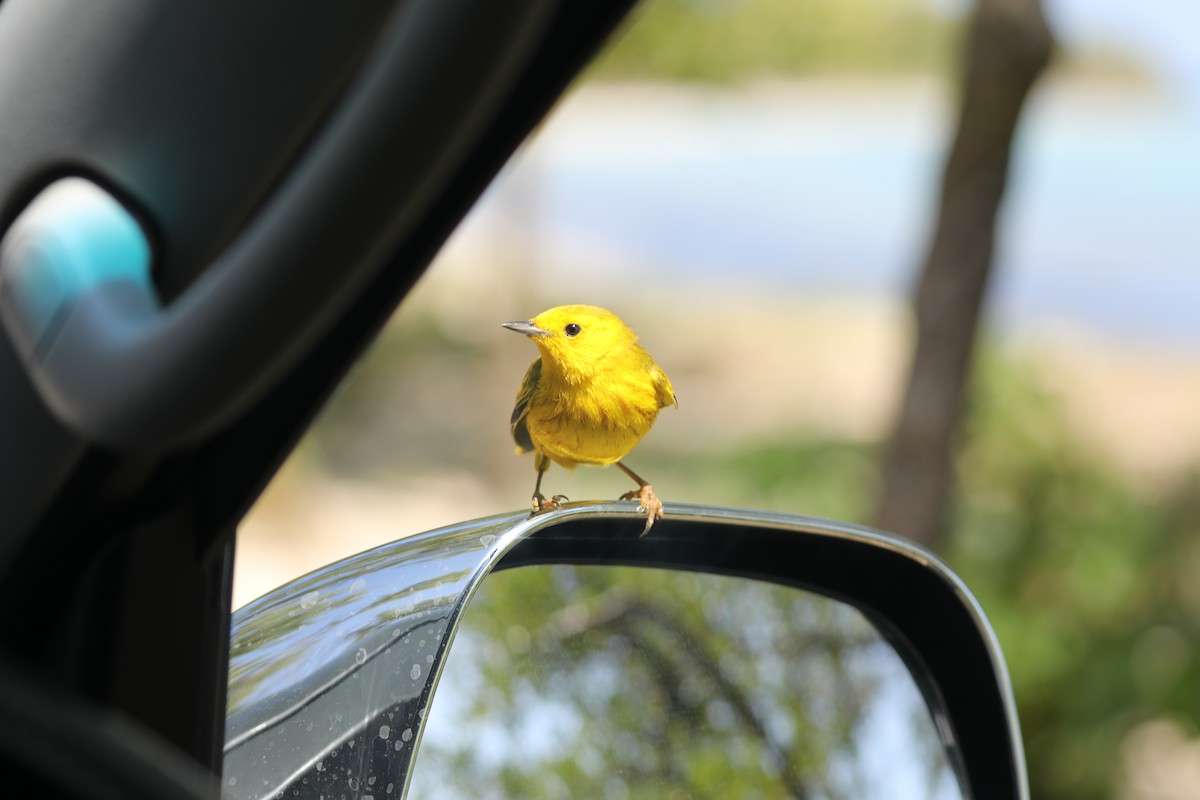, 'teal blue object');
0,178,153,356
